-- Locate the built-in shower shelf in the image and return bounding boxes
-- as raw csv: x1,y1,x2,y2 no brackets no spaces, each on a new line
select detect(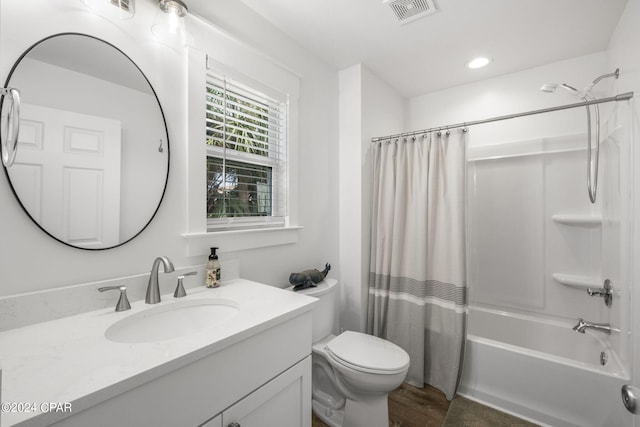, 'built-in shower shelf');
551,214,602,227
552,273,601,289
